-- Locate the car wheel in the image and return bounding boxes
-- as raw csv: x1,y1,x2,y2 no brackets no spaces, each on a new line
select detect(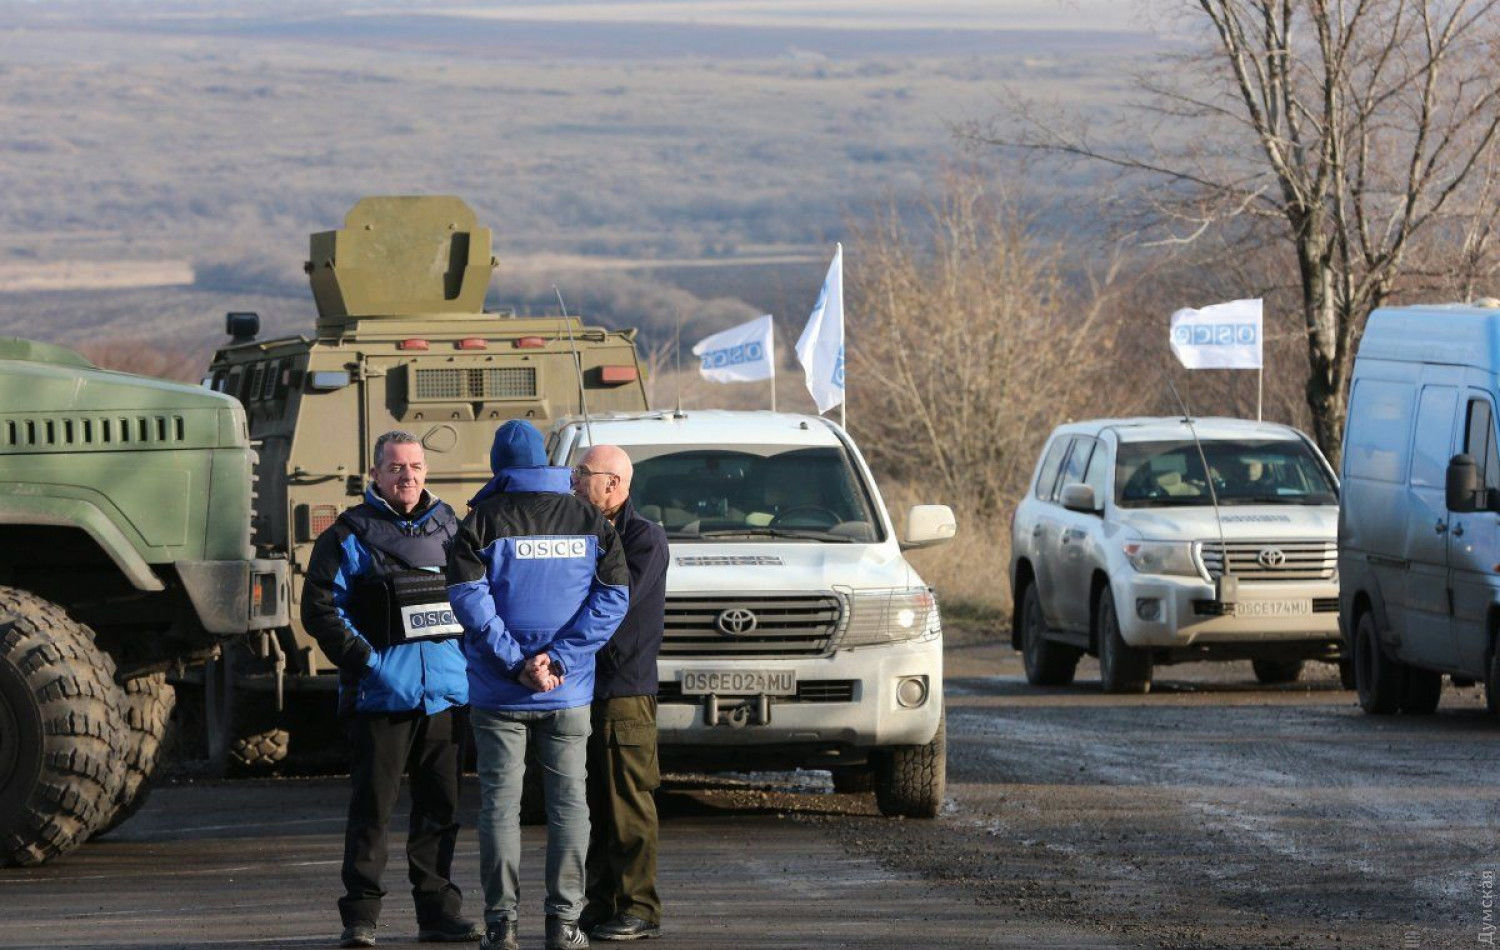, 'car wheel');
1337,658,1357,690
1020,585,1082,686
873,712,945,819
1353,610,1402,714
1251,659,1304,685
1097,587,1151,694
